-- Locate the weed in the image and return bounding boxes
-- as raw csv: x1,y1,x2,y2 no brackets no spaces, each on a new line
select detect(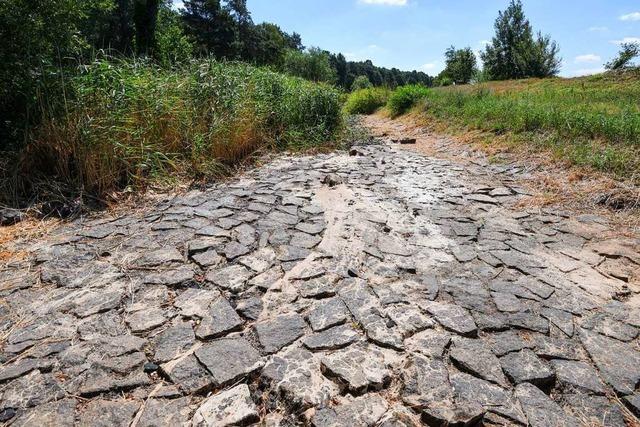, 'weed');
387,85,430,117
343,87,390,115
